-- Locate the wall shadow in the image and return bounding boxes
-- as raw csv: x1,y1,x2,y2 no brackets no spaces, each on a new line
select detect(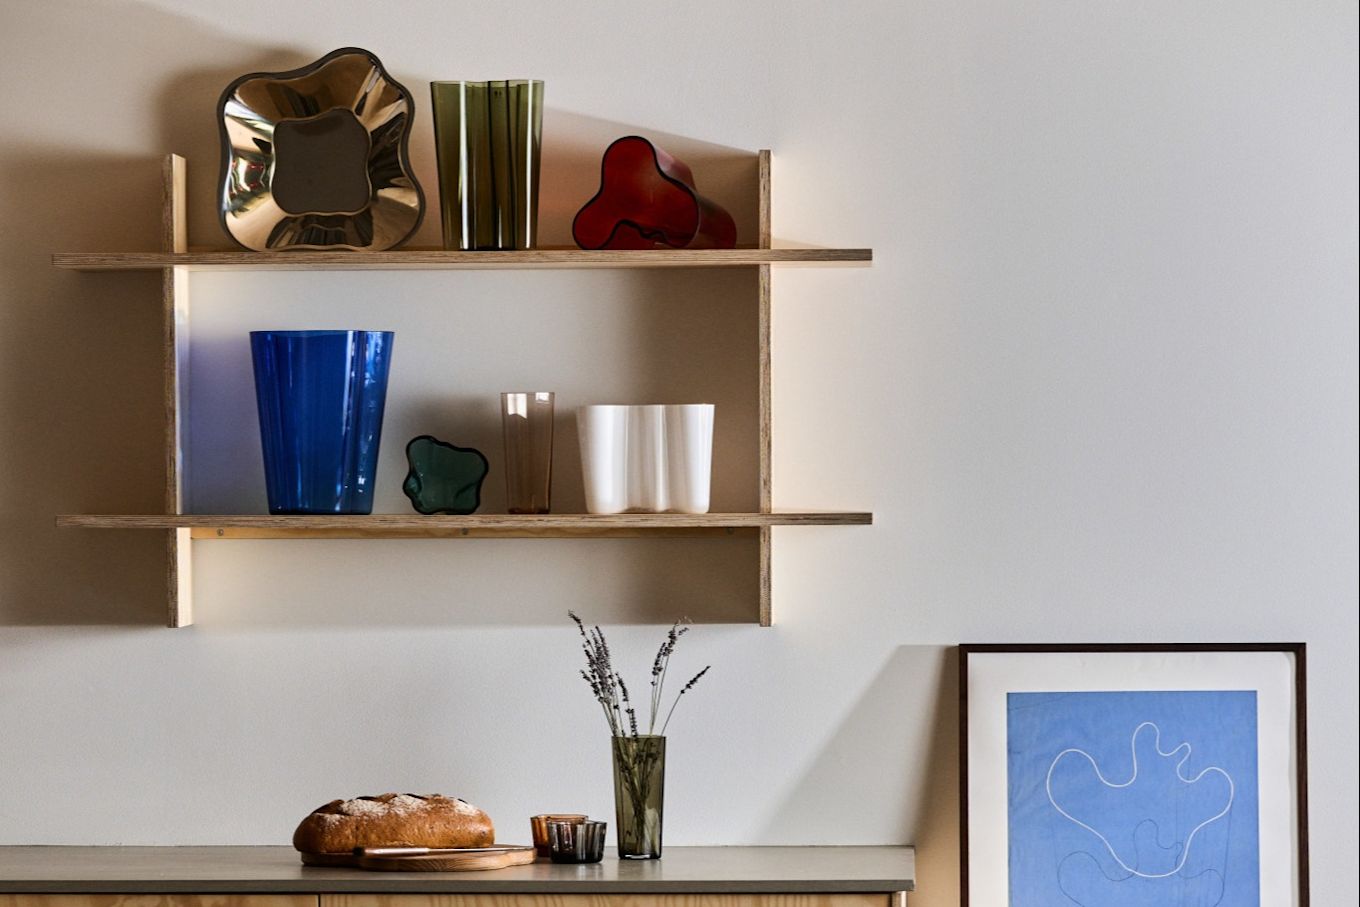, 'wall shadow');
911,646,961,903
0,150,172,625
0,0,289,625
758,645,959,896
189,535,760,627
